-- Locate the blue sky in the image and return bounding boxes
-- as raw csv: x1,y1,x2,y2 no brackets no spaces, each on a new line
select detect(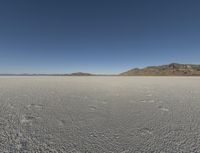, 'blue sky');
0,0,200,74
